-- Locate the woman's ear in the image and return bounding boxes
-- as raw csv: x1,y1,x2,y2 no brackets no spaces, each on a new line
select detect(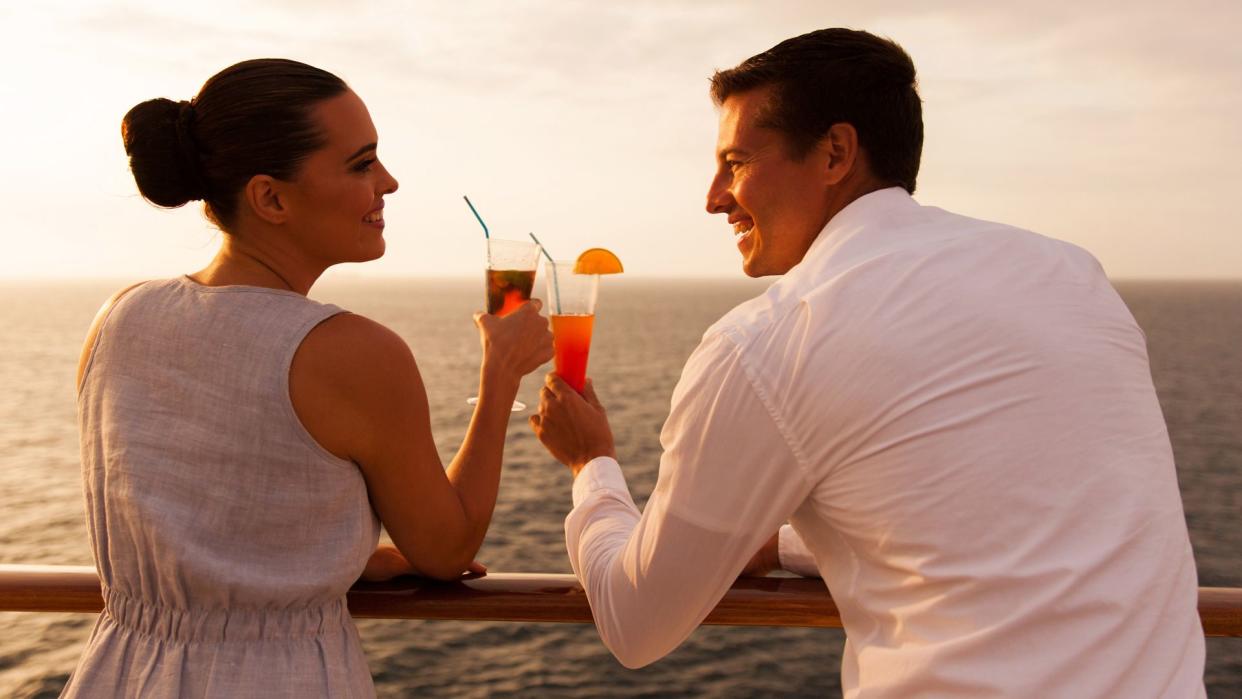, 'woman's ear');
242,174,290,225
